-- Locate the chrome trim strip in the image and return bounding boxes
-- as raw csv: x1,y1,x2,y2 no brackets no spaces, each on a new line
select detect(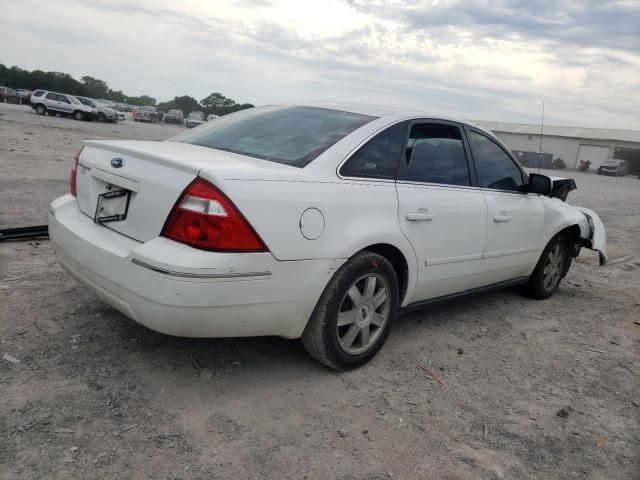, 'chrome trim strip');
482,246,538,259
131,258,272,279
426,253,483,266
